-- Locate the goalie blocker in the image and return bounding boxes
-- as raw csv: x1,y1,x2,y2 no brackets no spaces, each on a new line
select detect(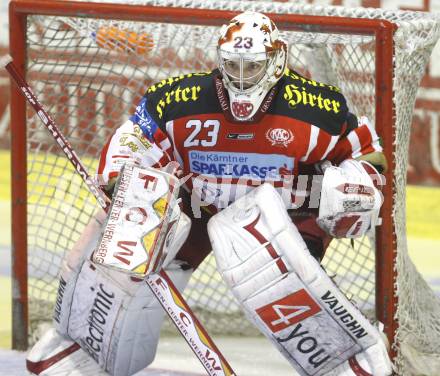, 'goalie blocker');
208,183,392,376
